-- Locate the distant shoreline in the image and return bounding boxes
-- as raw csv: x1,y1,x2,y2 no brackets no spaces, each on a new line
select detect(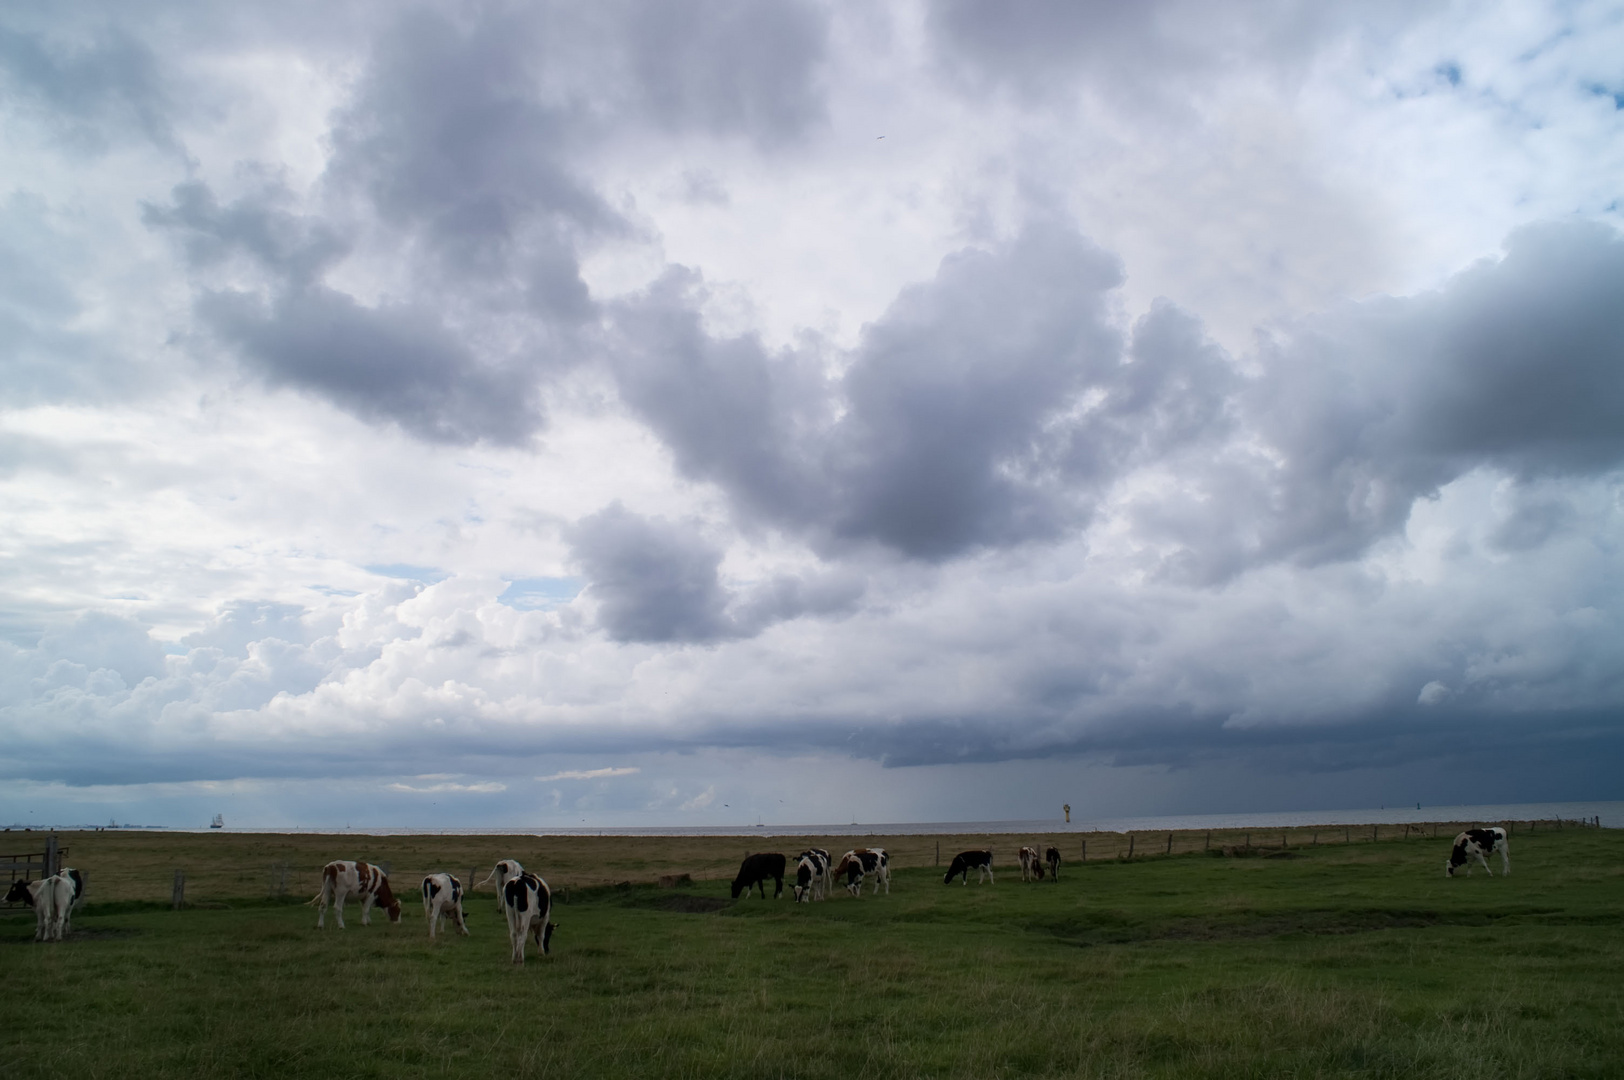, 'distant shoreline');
20,798,1621,836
